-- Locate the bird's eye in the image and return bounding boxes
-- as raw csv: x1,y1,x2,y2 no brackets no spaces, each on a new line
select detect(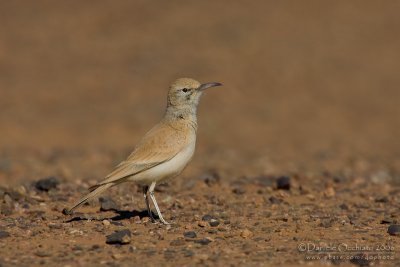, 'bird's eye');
182,88,189,93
